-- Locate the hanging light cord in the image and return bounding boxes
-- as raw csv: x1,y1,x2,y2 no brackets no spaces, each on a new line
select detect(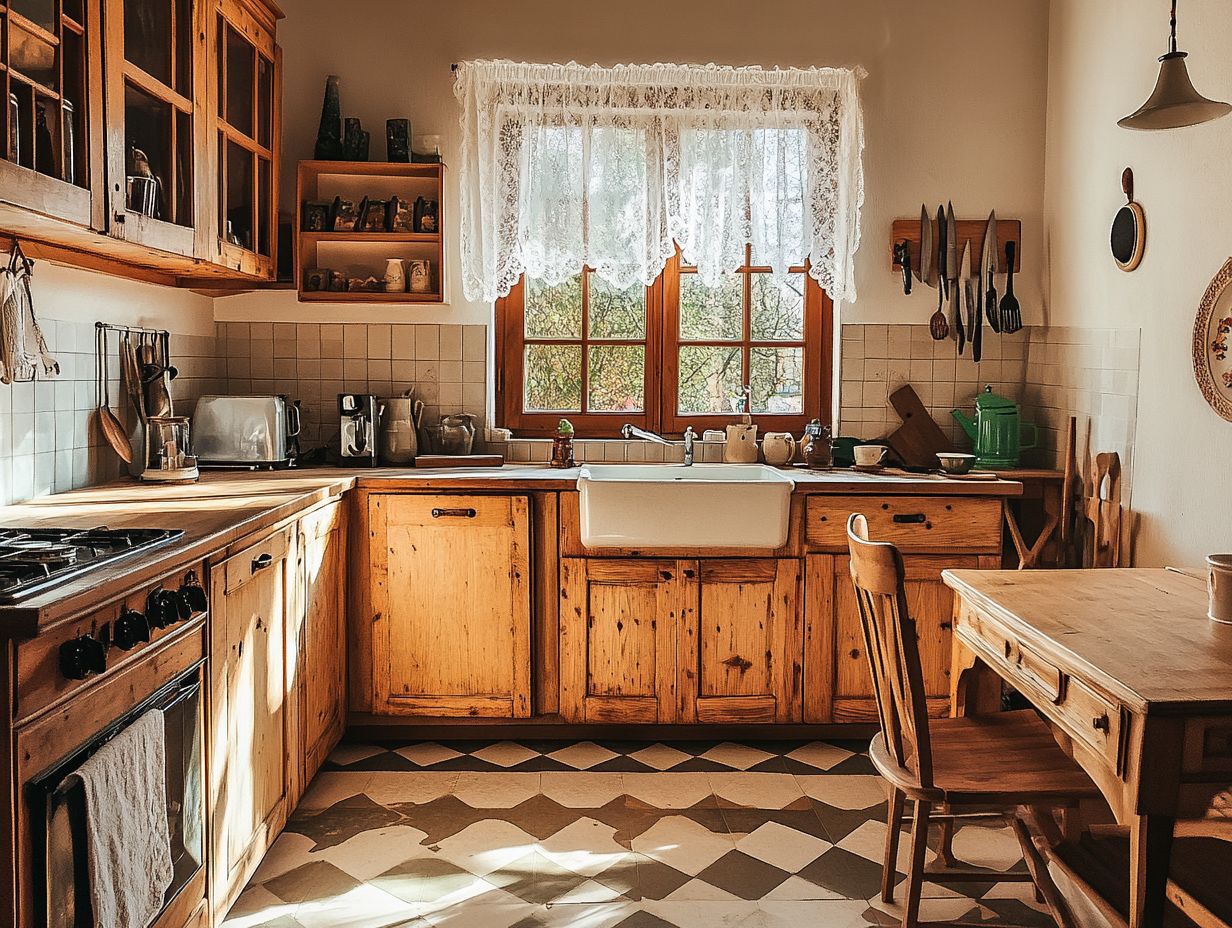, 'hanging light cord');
1169,0,1178,54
